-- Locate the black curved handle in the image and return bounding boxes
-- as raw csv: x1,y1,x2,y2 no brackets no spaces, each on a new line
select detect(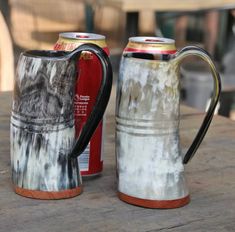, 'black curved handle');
174,46,221,164
67,43,113,159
